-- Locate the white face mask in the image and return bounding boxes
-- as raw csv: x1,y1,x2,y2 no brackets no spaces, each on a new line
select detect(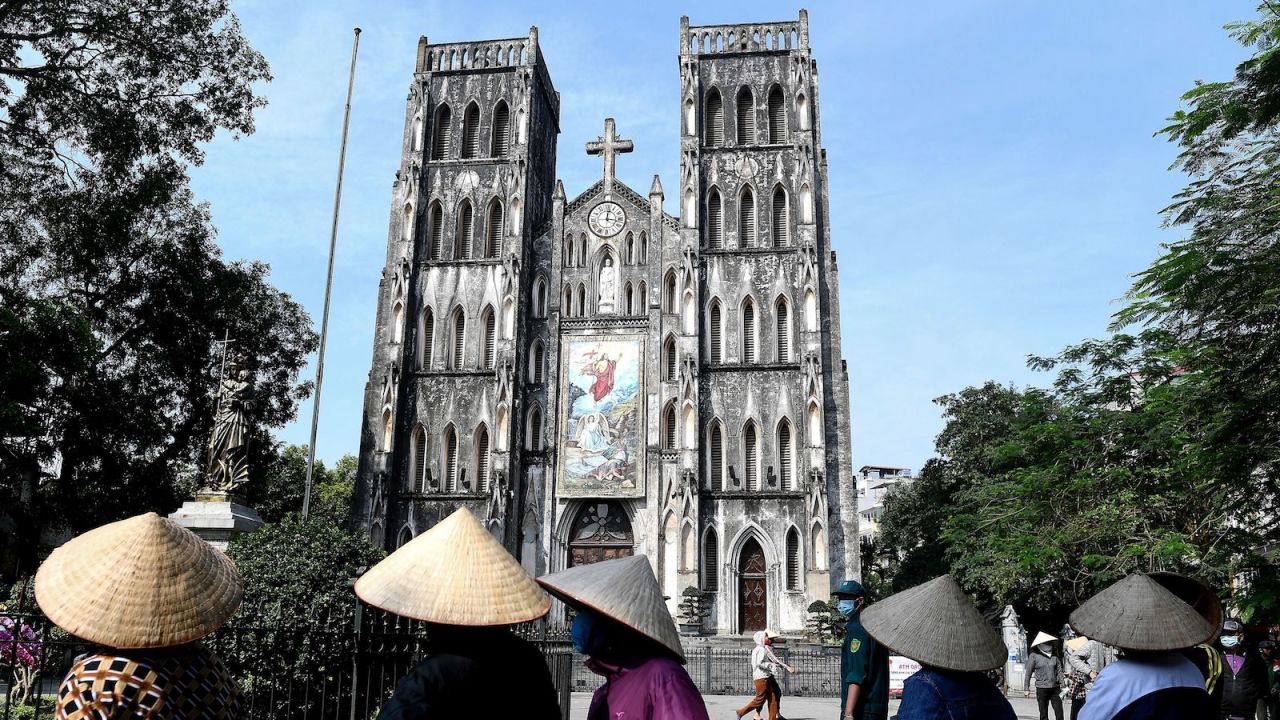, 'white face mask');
1222,635,1241,648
